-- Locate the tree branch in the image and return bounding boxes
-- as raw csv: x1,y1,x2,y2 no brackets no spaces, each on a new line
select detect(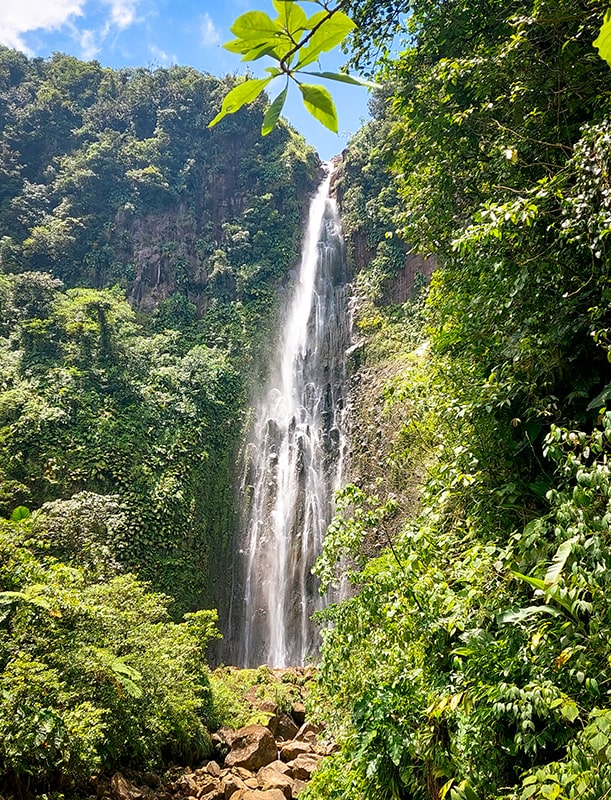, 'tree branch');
279,0,351,74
